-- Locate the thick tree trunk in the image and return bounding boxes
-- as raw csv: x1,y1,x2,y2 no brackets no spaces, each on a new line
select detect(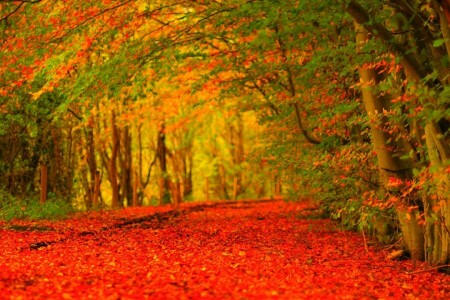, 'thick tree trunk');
171,180,181,206
424,123,450,264
356,23,424,260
